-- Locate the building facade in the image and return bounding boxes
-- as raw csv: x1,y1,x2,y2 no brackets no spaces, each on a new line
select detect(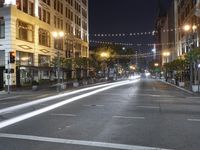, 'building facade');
0,0,89,90
155,0,200,86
